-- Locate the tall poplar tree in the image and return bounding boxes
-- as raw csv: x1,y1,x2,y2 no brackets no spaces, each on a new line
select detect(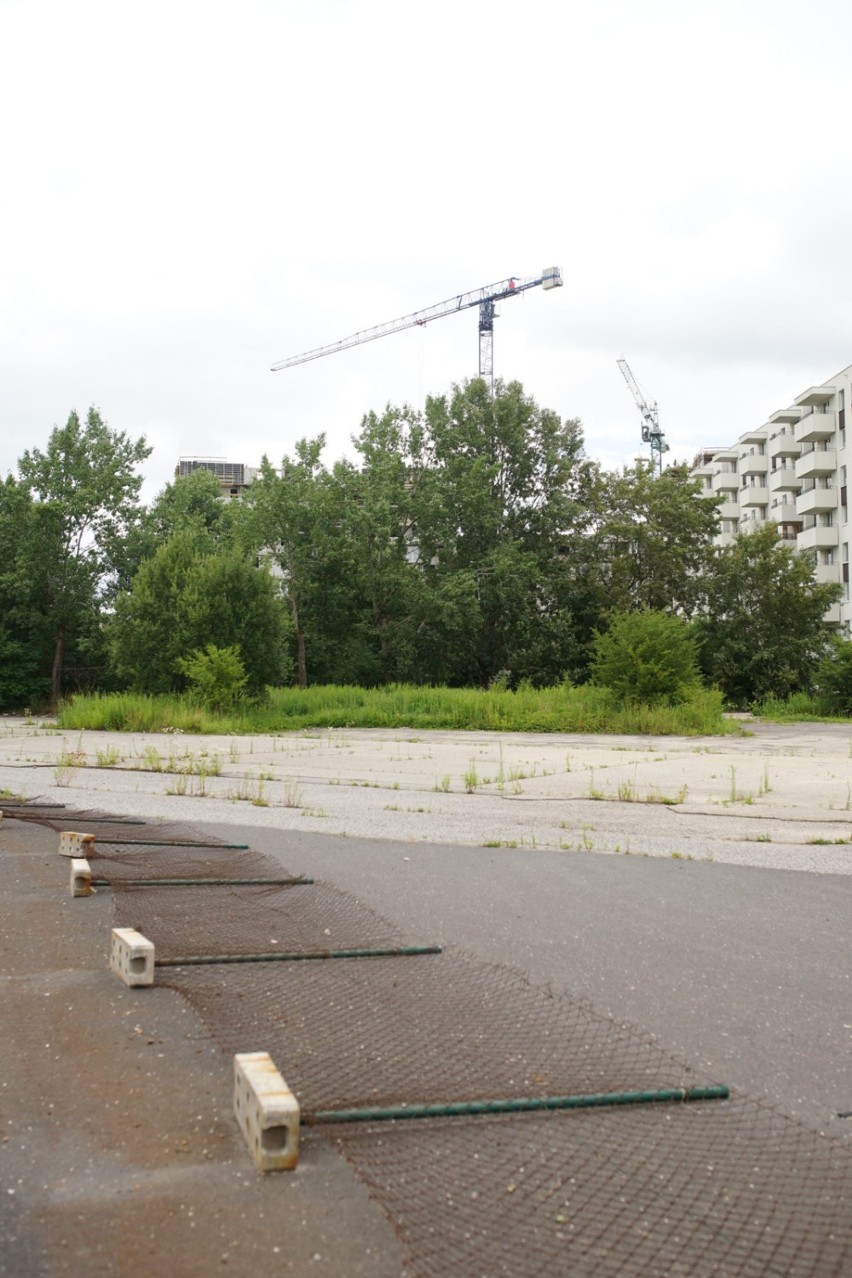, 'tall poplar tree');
17,407,151,703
